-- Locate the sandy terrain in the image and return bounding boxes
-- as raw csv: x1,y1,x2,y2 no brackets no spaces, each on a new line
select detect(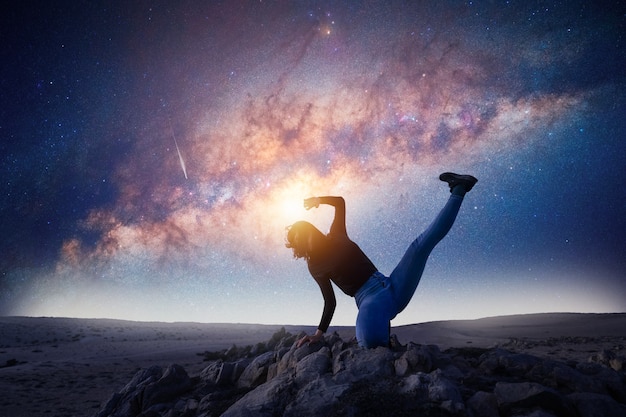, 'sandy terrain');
1,313,624,417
